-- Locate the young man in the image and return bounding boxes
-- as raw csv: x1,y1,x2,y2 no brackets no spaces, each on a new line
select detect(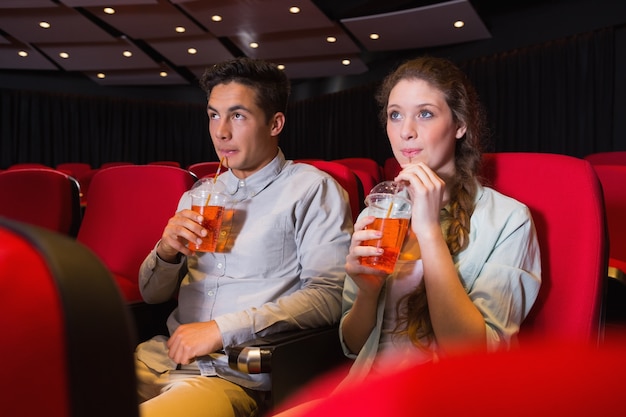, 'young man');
134,57,353,417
